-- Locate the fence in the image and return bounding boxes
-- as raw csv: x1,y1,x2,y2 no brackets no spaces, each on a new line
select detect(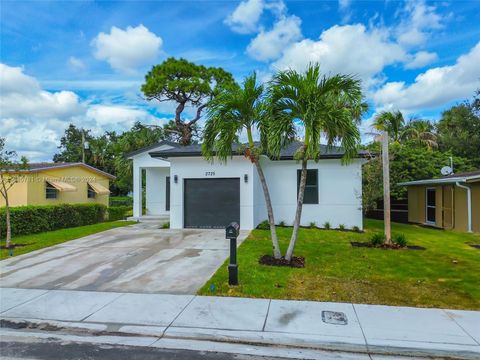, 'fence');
366,198,409,224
